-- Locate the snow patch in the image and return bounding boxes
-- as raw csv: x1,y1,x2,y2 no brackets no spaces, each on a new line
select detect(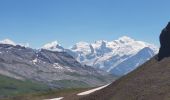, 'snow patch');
42,41,64,52
53,63,63,69
32,58,38,64
77,84,110,96
19,43,30,47
0,39,16,46
44,97,64,100
65,66,75,72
